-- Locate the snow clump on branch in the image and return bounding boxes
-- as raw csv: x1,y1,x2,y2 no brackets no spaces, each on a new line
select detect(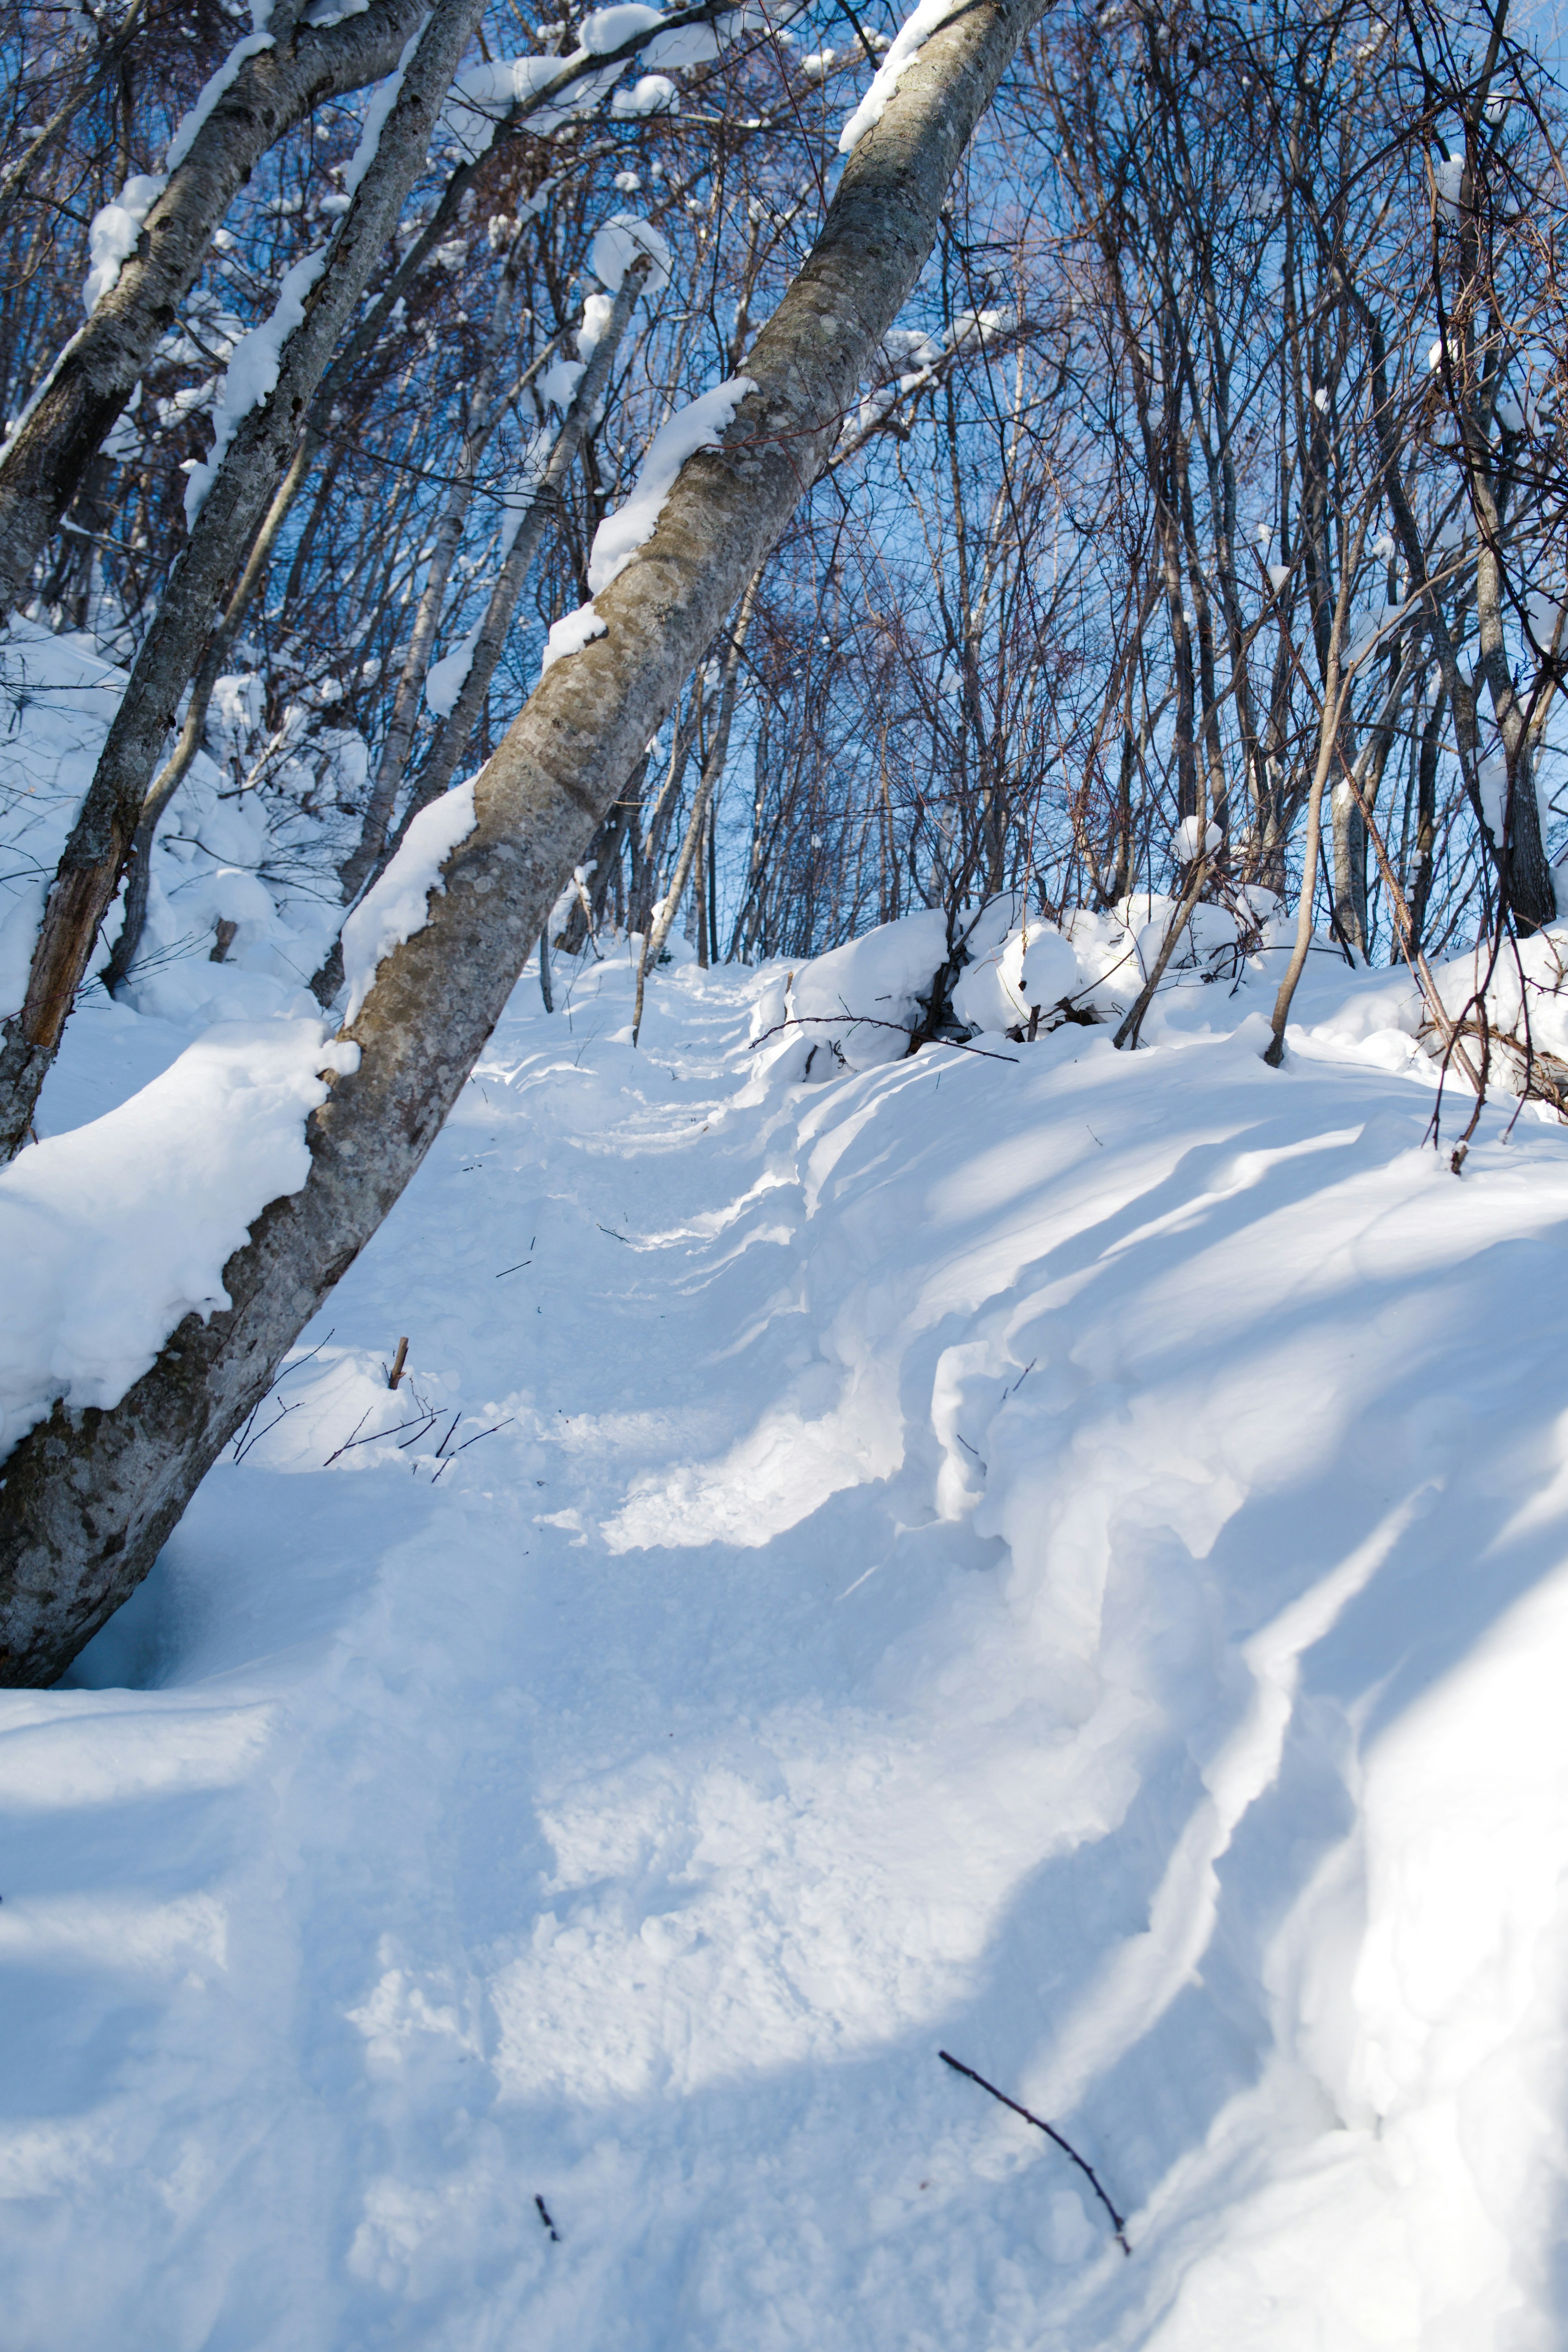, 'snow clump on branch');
539,375,755,673
0,1019,358,1463
340,776,479,1024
